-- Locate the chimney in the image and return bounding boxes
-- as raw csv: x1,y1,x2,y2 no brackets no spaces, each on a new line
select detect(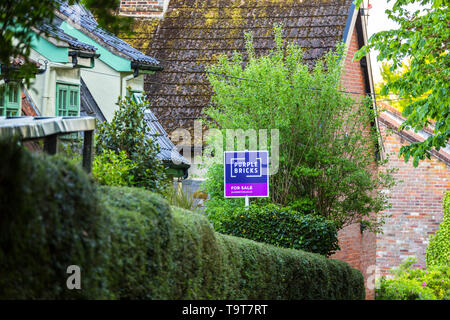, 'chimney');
119,0,170,18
